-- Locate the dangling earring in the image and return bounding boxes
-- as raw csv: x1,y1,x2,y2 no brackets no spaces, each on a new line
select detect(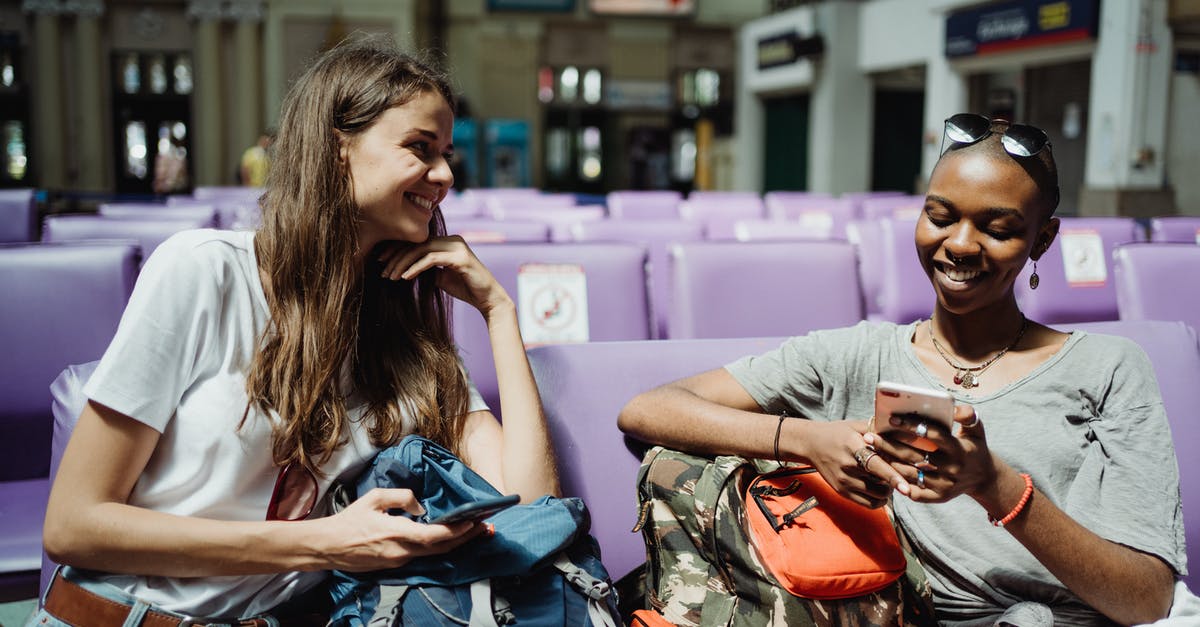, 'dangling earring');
1029,260,1040,290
